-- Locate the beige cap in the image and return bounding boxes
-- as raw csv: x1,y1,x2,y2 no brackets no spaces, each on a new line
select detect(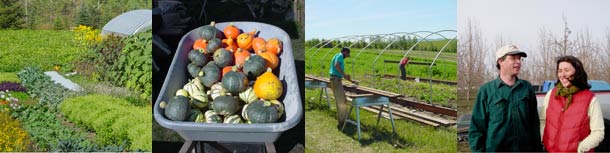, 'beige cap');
496,45,527,59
